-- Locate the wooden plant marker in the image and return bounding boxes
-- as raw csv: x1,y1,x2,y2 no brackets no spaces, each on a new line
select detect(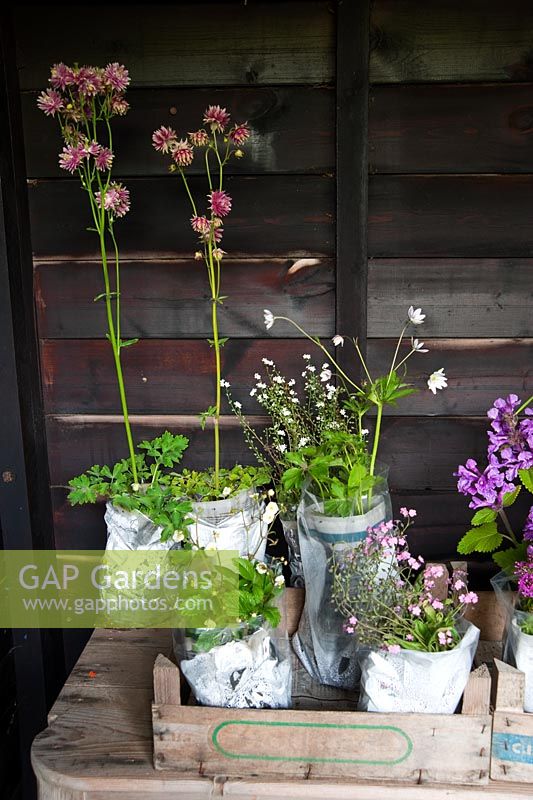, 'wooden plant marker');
491,658,533,782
